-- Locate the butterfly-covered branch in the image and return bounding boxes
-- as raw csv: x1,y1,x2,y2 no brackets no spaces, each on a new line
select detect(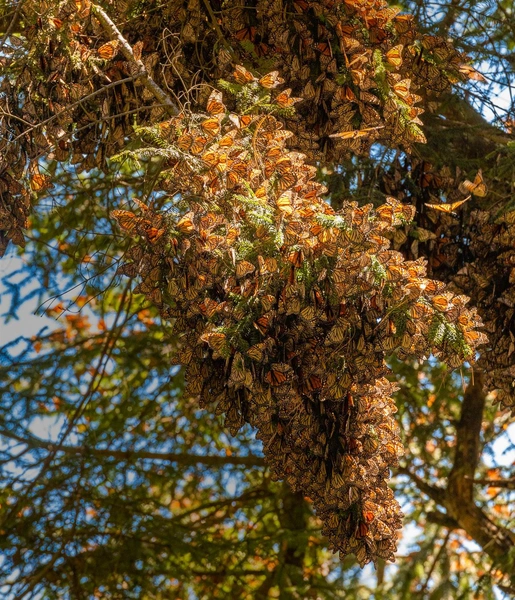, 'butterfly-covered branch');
90,4,179,116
